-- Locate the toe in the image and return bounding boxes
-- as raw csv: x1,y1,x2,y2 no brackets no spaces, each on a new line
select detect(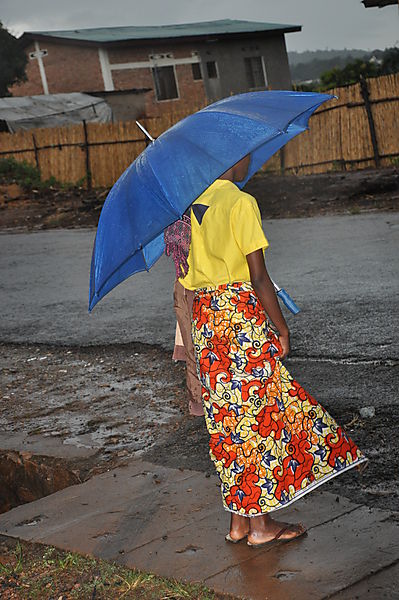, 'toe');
280,523,306,540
